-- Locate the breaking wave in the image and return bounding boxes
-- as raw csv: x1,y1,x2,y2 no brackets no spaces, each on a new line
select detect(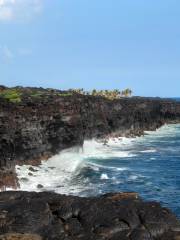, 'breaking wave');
16,138,135,194
15,124,180,217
